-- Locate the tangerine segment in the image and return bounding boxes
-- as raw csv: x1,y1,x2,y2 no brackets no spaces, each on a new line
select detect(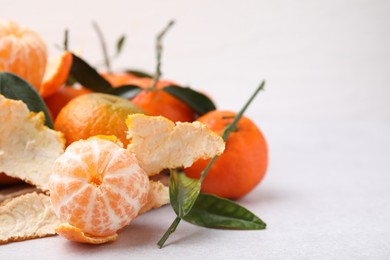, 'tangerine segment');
49,138,149,238
40,51,73,98
126,114,225,176
0,20,47,90
55,223,117,244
